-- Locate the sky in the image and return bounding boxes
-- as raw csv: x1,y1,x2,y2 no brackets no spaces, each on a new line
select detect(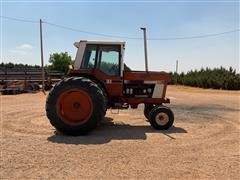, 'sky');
0,0,239,73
